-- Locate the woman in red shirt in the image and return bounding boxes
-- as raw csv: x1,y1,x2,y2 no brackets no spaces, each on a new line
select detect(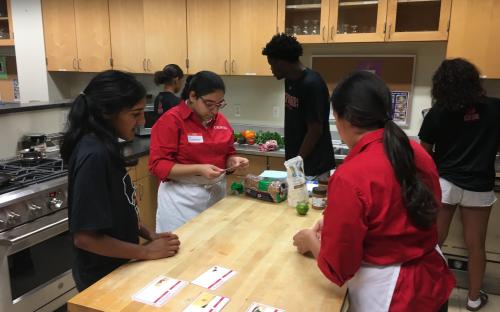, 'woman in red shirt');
149,71,248,232
293,71,455,311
